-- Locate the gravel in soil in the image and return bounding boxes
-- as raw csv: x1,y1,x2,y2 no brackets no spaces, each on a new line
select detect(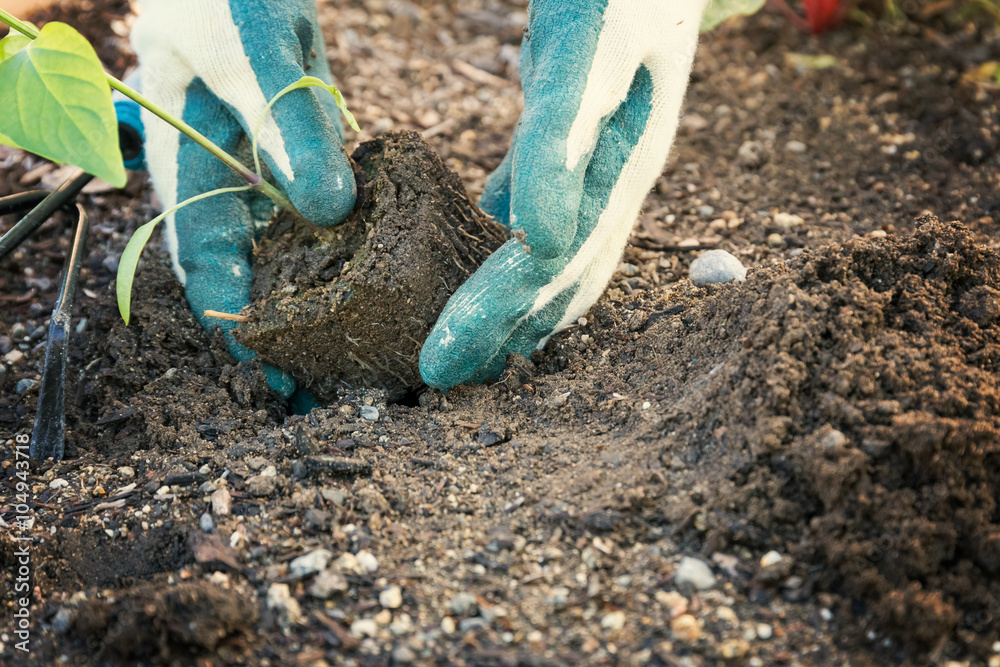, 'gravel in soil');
1,2,999,666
